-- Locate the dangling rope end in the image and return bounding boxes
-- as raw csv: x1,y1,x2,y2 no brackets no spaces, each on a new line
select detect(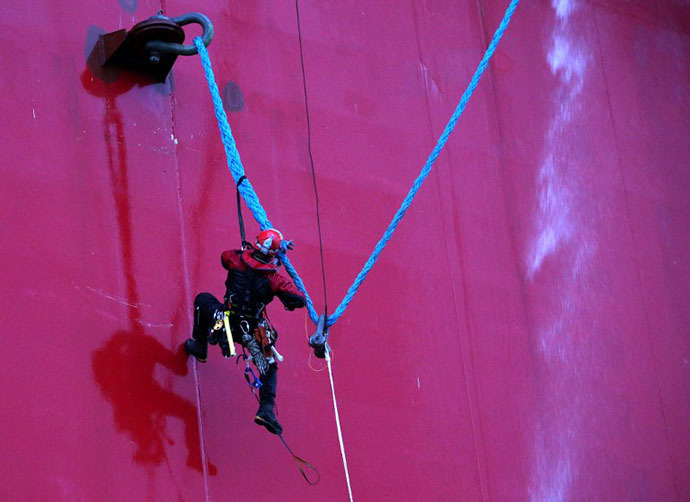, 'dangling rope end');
325,342,354,501
277,433,321,485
